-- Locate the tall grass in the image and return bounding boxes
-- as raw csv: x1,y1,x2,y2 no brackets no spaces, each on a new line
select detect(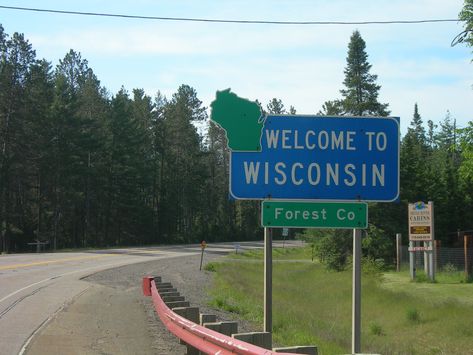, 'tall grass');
208,247,473,355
